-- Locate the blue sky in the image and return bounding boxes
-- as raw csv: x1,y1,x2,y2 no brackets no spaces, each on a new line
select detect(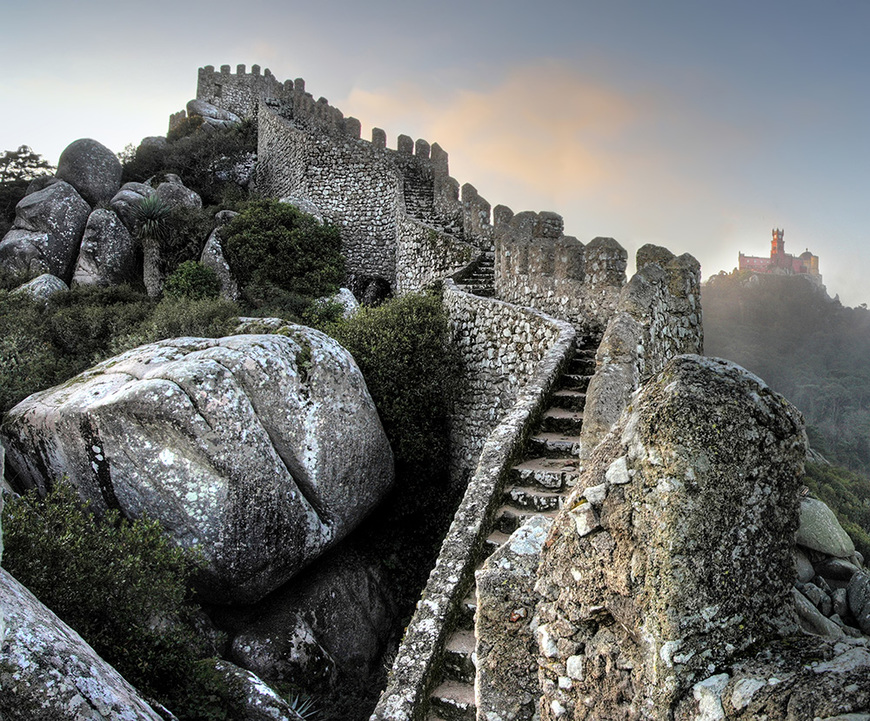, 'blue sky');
3,1,869,304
